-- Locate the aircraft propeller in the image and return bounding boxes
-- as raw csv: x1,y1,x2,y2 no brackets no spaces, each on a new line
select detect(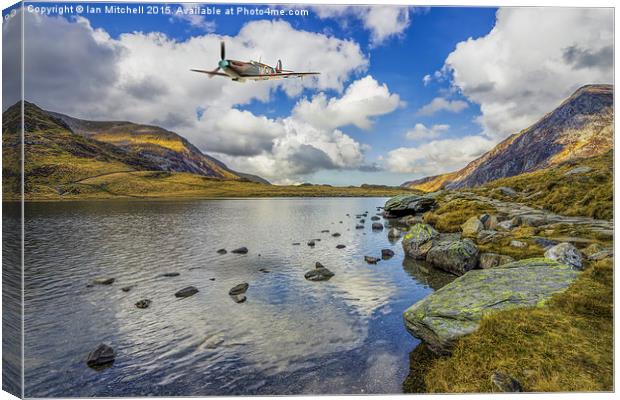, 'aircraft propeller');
207,41,228,78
